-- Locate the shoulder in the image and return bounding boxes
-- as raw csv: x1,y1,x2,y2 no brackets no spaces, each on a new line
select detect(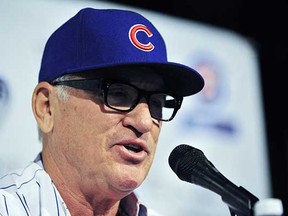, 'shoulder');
0,158,57,215
0,160,45,194
0,155,69,215
0,161,48,214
